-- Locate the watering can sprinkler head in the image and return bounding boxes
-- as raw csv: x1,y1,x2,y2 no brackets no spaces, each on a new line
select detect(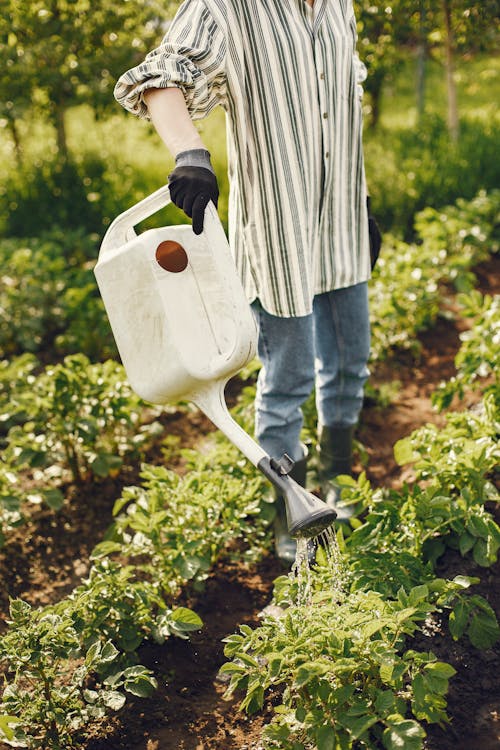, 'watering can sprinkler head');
258,455,337,539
